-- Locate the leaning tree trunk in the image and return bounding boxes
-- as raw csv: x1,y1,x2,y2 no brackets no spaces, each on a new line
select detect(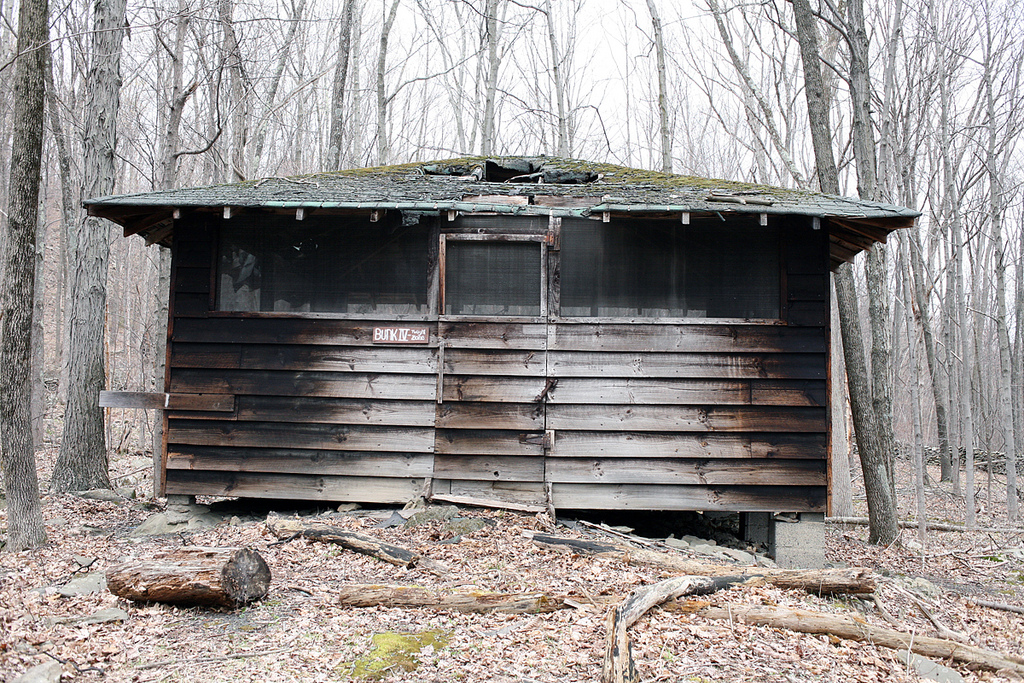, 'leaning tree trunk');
0,0,49,551
645,0,671,173
791,0,897,544
53,0,128,493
